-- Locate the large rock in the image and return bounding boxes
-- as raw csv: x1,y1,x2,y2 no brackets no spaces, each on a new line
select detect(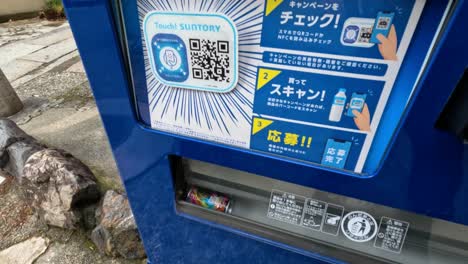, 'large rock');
0,119,44,177
0,119,33,150
0,236,49,264
21,149,101,229
4,141,45,178
91,190,146,259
